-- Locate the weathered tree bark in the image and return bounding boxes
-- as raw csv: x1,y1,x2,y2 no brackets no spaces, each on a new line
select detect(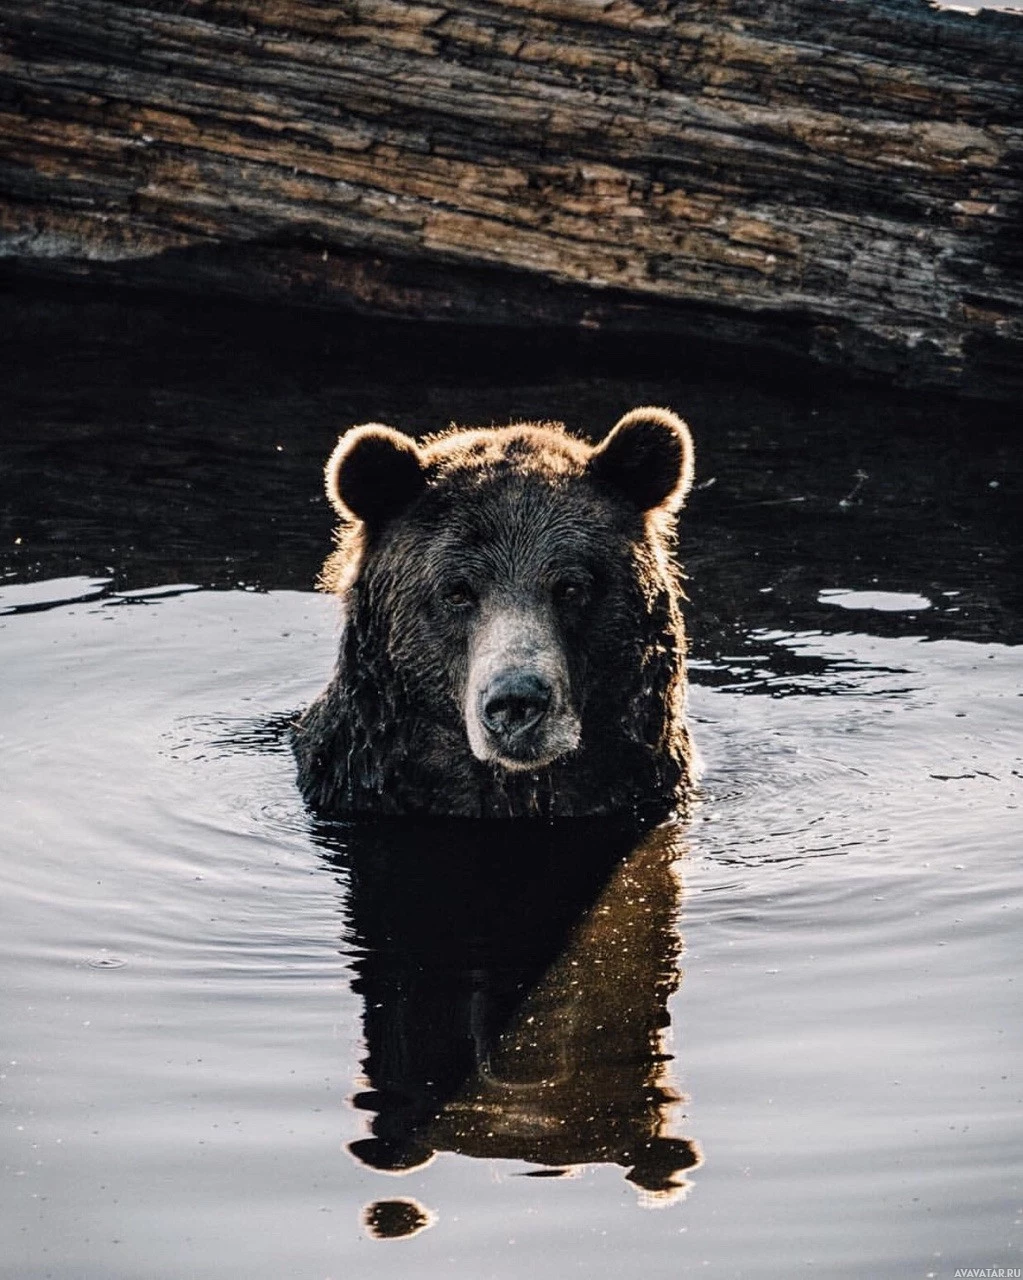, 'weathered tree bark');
1,0,1020,395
